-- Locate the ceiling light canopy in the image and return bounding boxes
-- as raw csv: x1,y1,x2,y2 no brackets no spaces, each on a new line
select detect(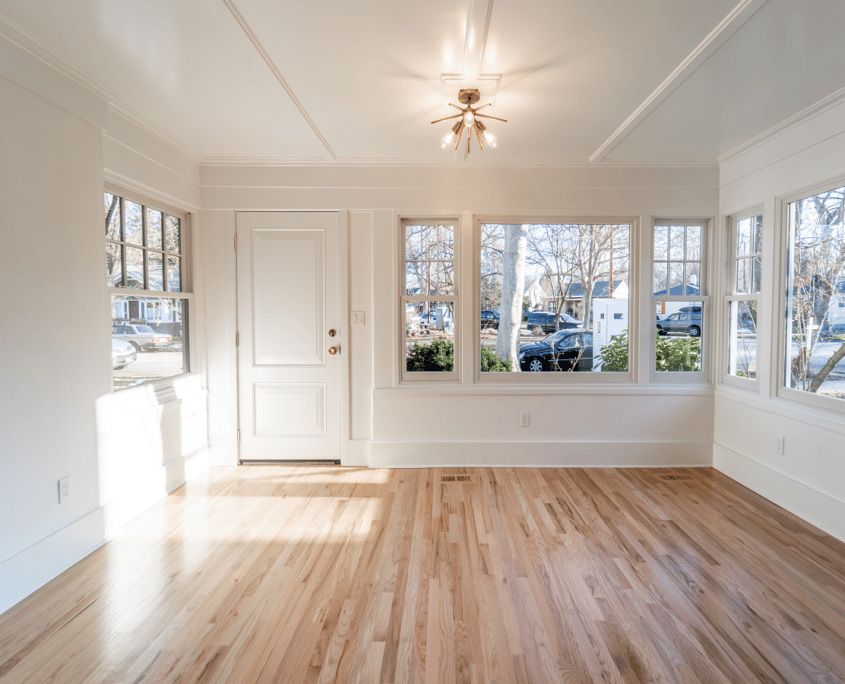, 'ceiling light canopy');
431,89,507,154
